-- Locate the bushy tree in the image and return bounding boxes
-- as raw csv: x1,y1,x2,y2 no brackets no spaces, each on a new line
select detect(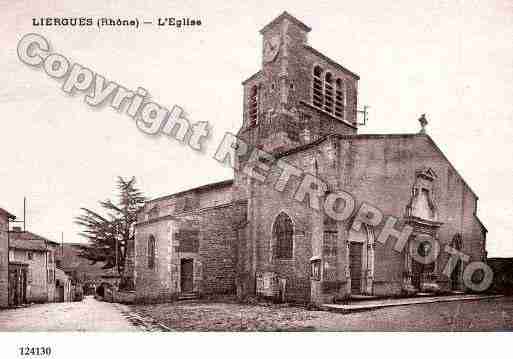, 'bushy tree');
75,177,146,279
